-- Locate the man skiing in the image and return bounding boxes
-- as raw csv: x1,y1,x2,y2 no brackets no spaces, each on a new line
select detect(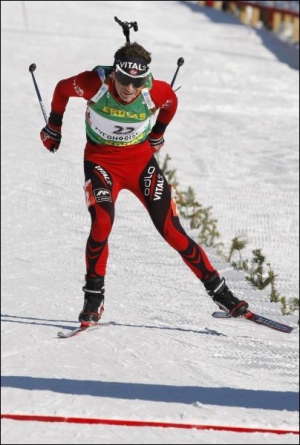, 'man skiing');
40,42,249,326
